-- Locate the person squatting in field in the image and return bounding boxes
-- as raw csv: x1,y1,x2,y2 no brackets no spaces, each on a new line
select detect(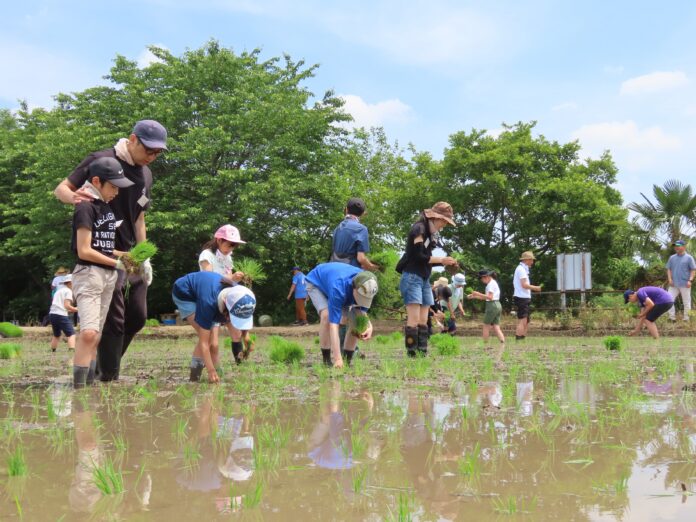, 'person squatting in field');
198,224,248,367
624,286,675,339
69,158,134,387
55,119,168,381
305,262,379,368
396,202,458,357
468,269,505,345
172,271,256,383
